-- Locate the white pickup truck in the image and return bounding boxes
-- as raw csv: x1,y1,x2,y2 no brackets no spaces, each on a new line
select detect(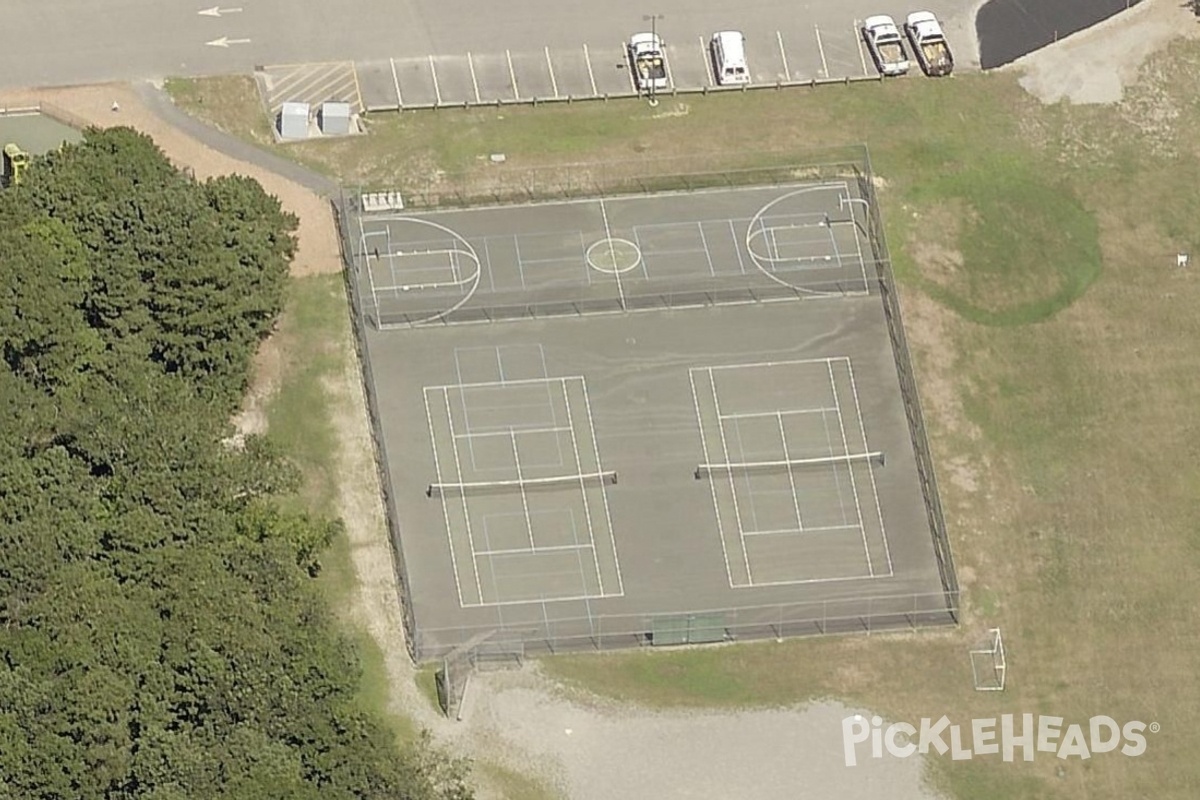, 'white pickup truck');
862,15,910,77
904,11,954,77
628,32,669,92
